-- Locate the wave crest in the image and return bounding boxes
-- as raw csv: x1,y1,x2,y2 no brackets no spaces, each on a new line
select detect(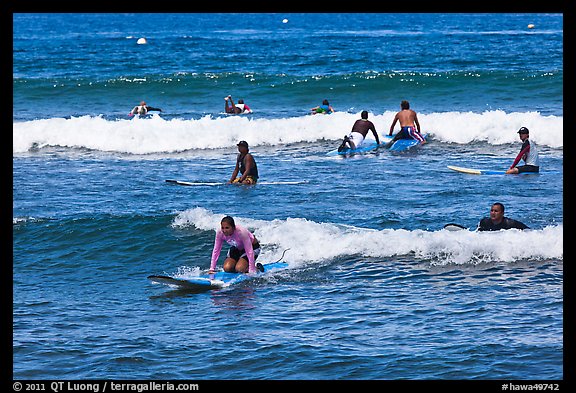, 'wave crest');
173,207,563,266
13,110,563,154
